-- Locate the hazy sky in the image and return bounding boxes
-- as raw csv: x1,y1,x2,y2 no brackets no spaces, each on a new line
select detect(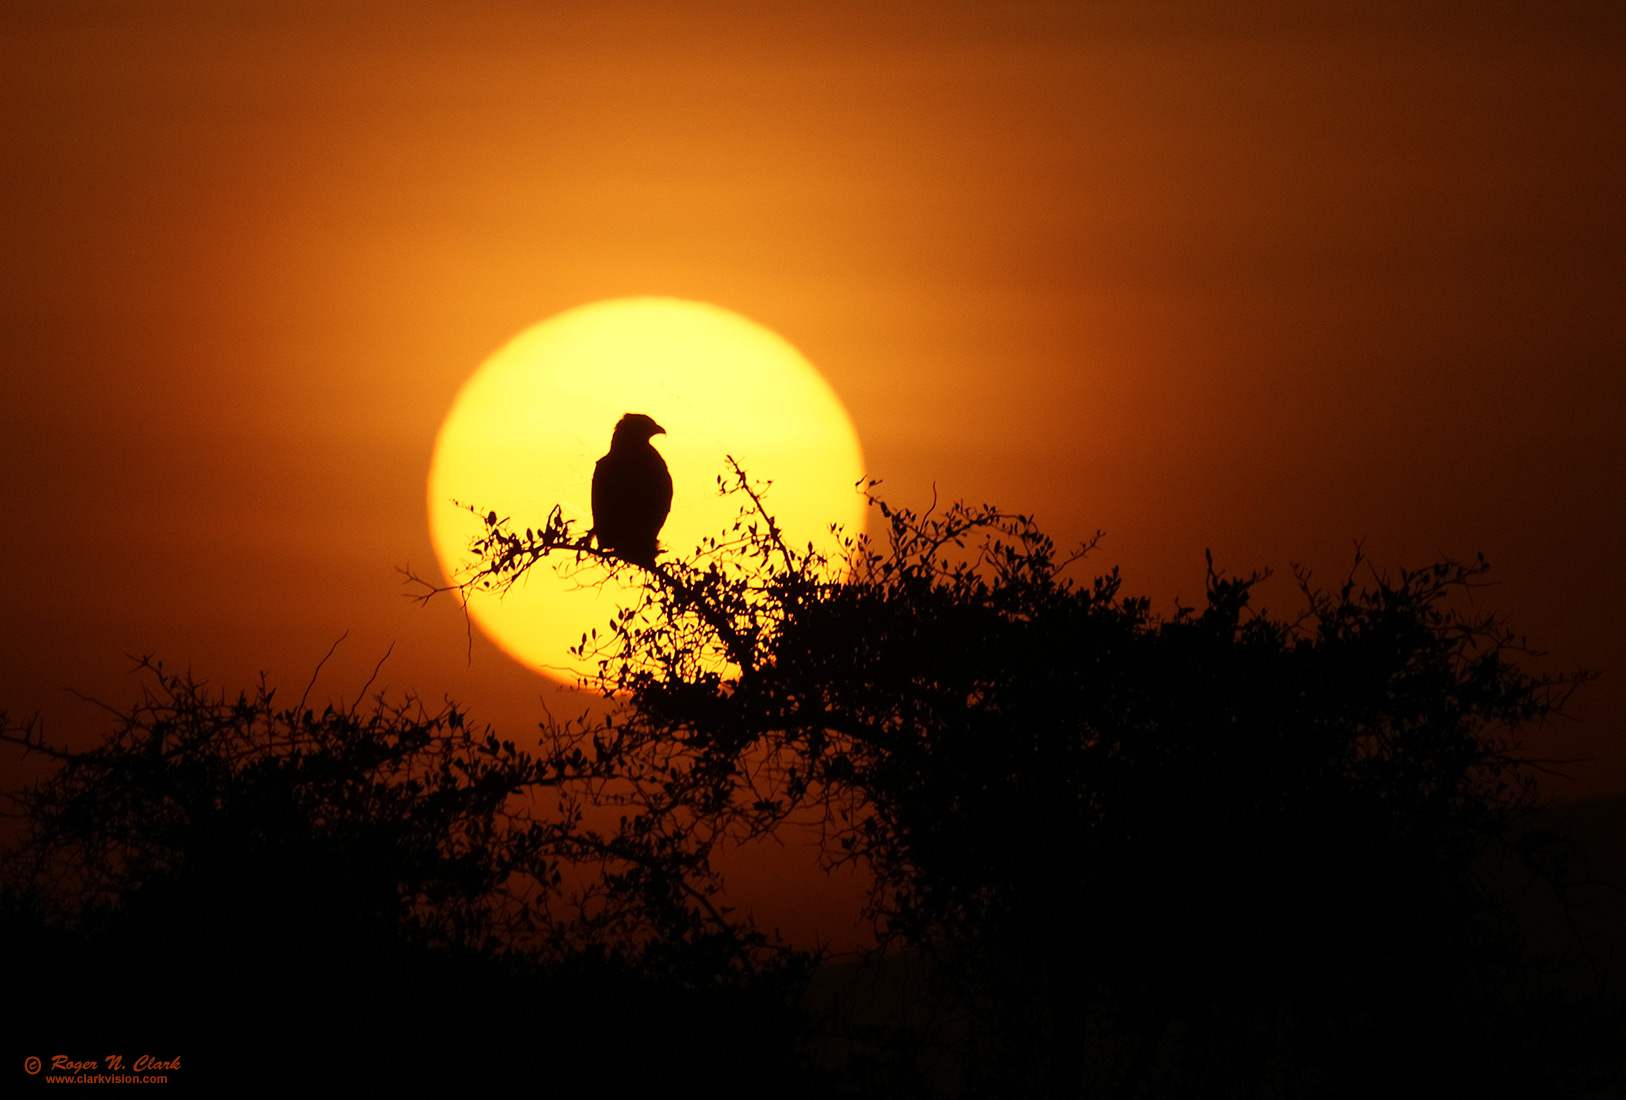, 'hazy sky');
3,0,1622,856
